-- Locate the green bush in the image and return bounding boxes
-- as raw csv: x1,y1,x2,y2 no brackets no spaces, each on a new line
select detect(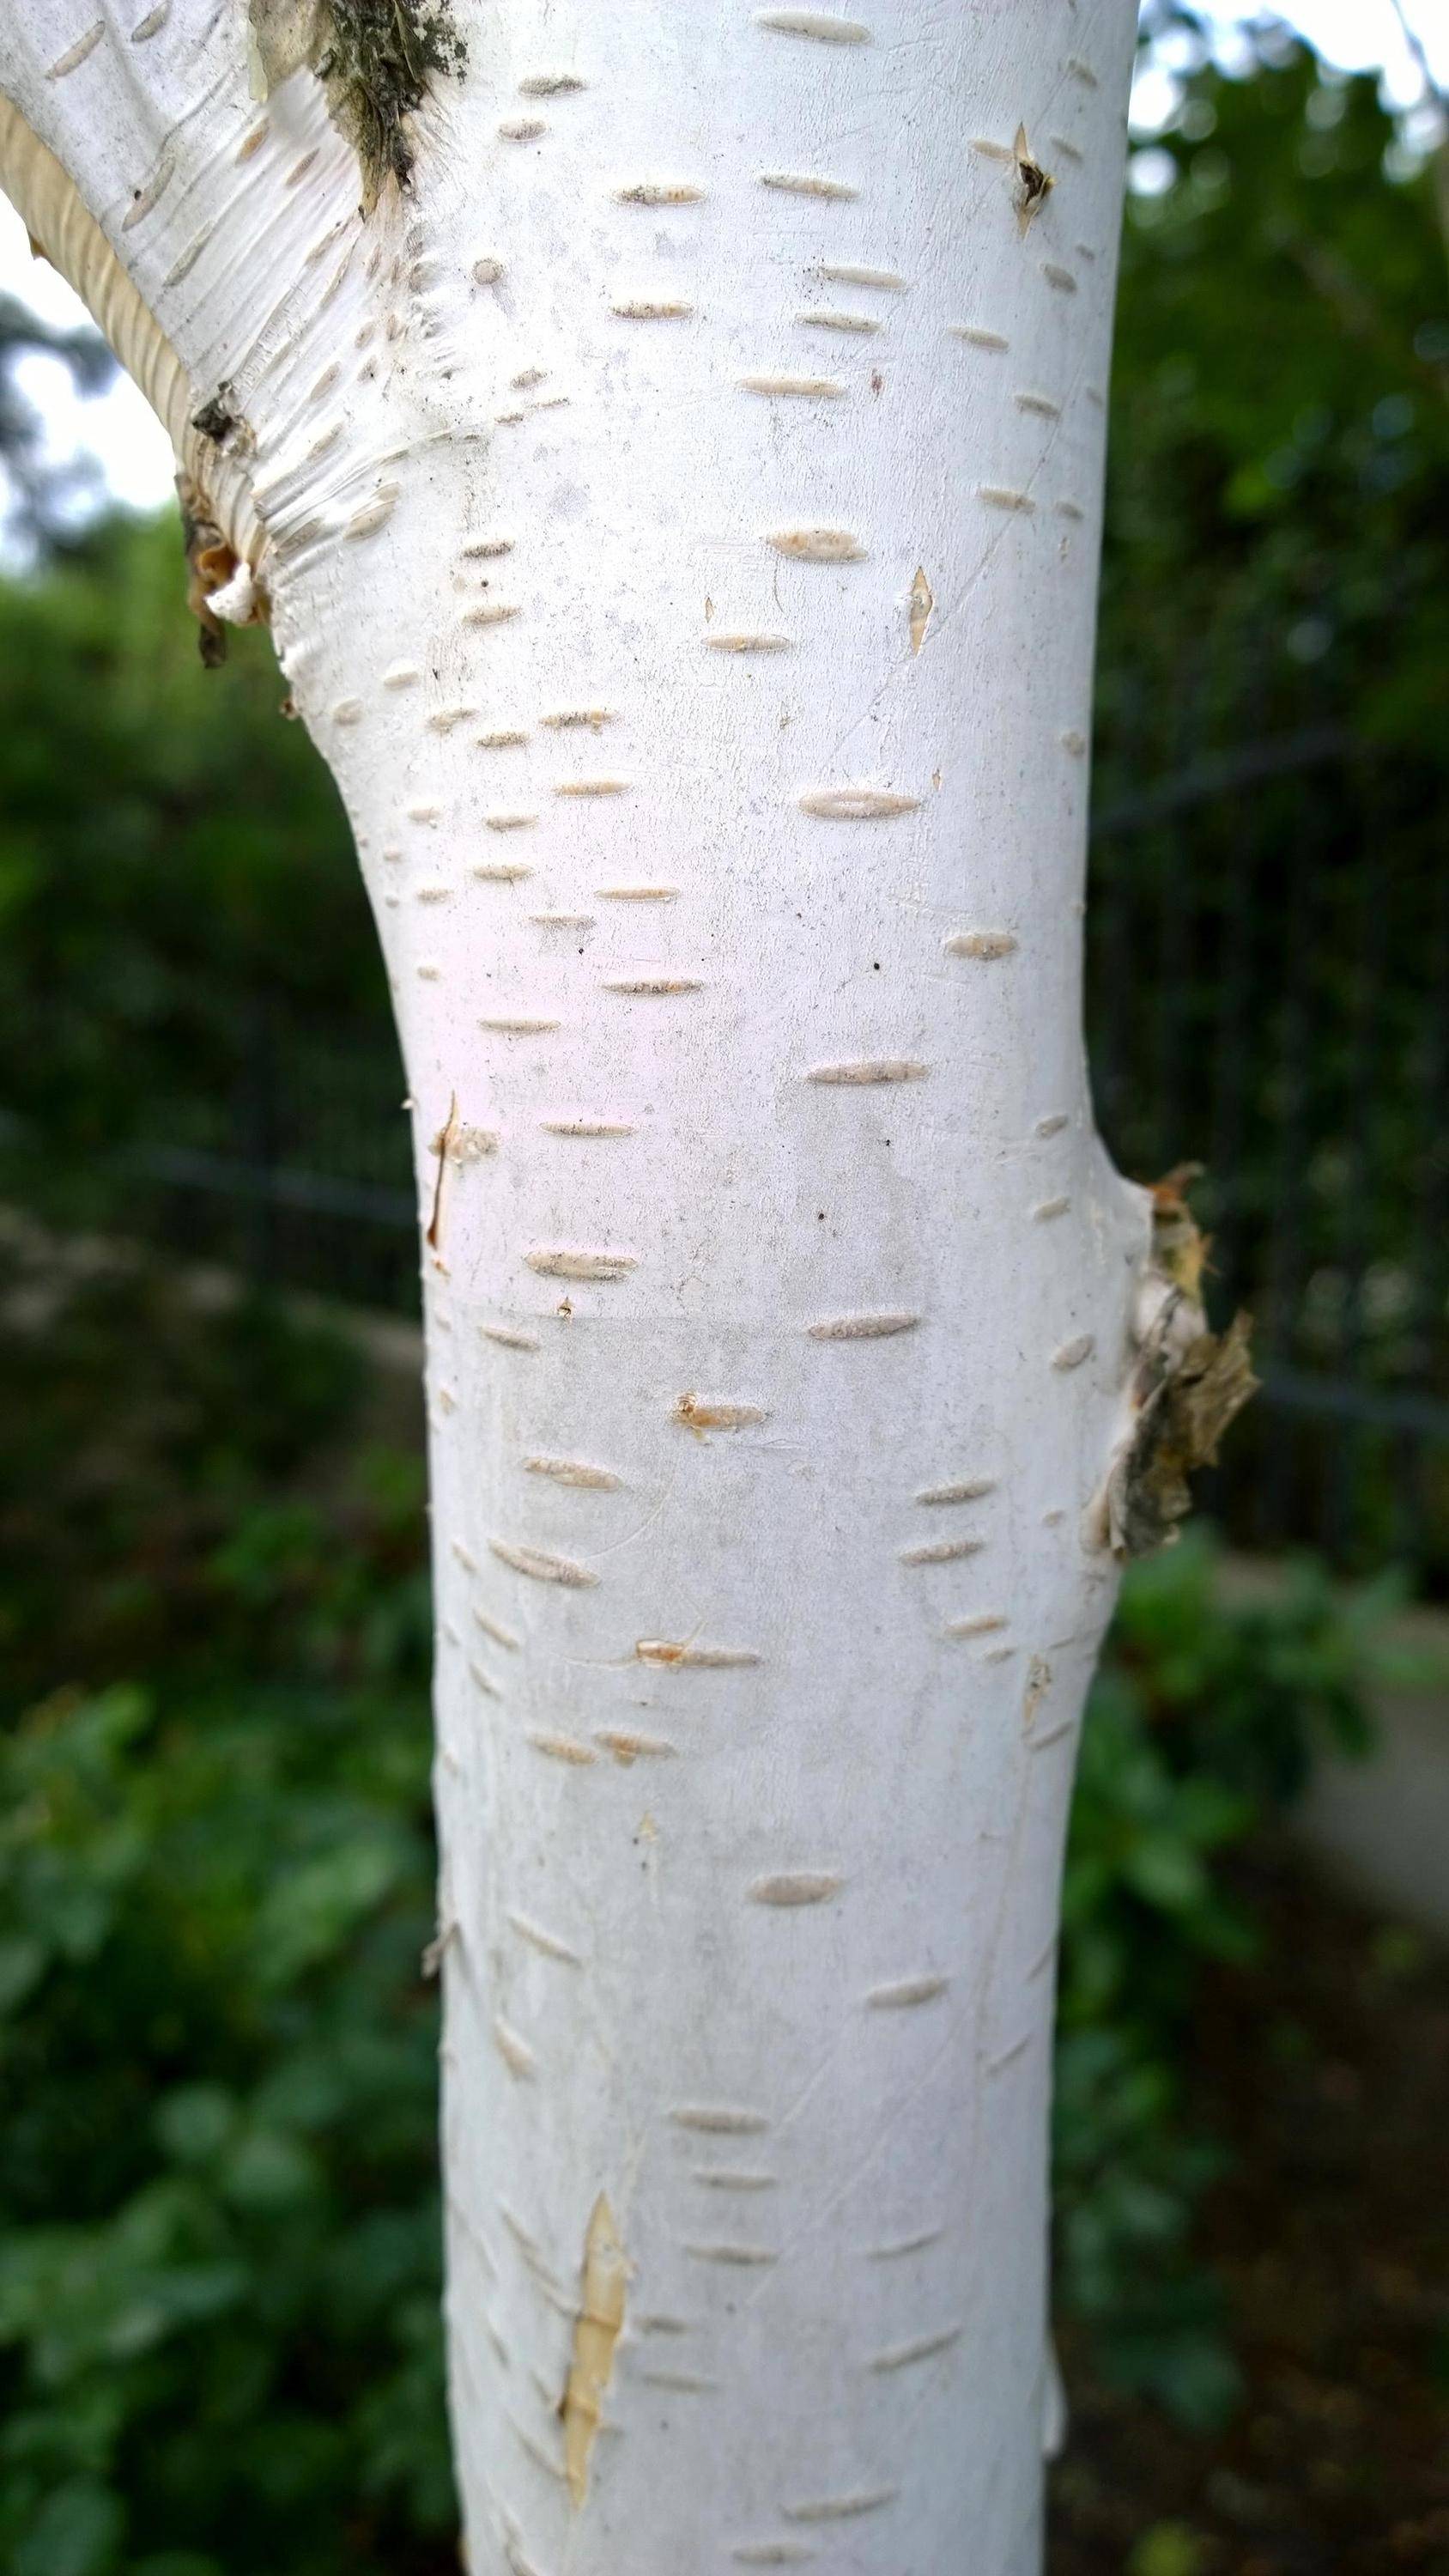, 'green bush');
0,1249,447,2573
0,519,374,1206
0,1671,451,2576
1054,1534,1385,2427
